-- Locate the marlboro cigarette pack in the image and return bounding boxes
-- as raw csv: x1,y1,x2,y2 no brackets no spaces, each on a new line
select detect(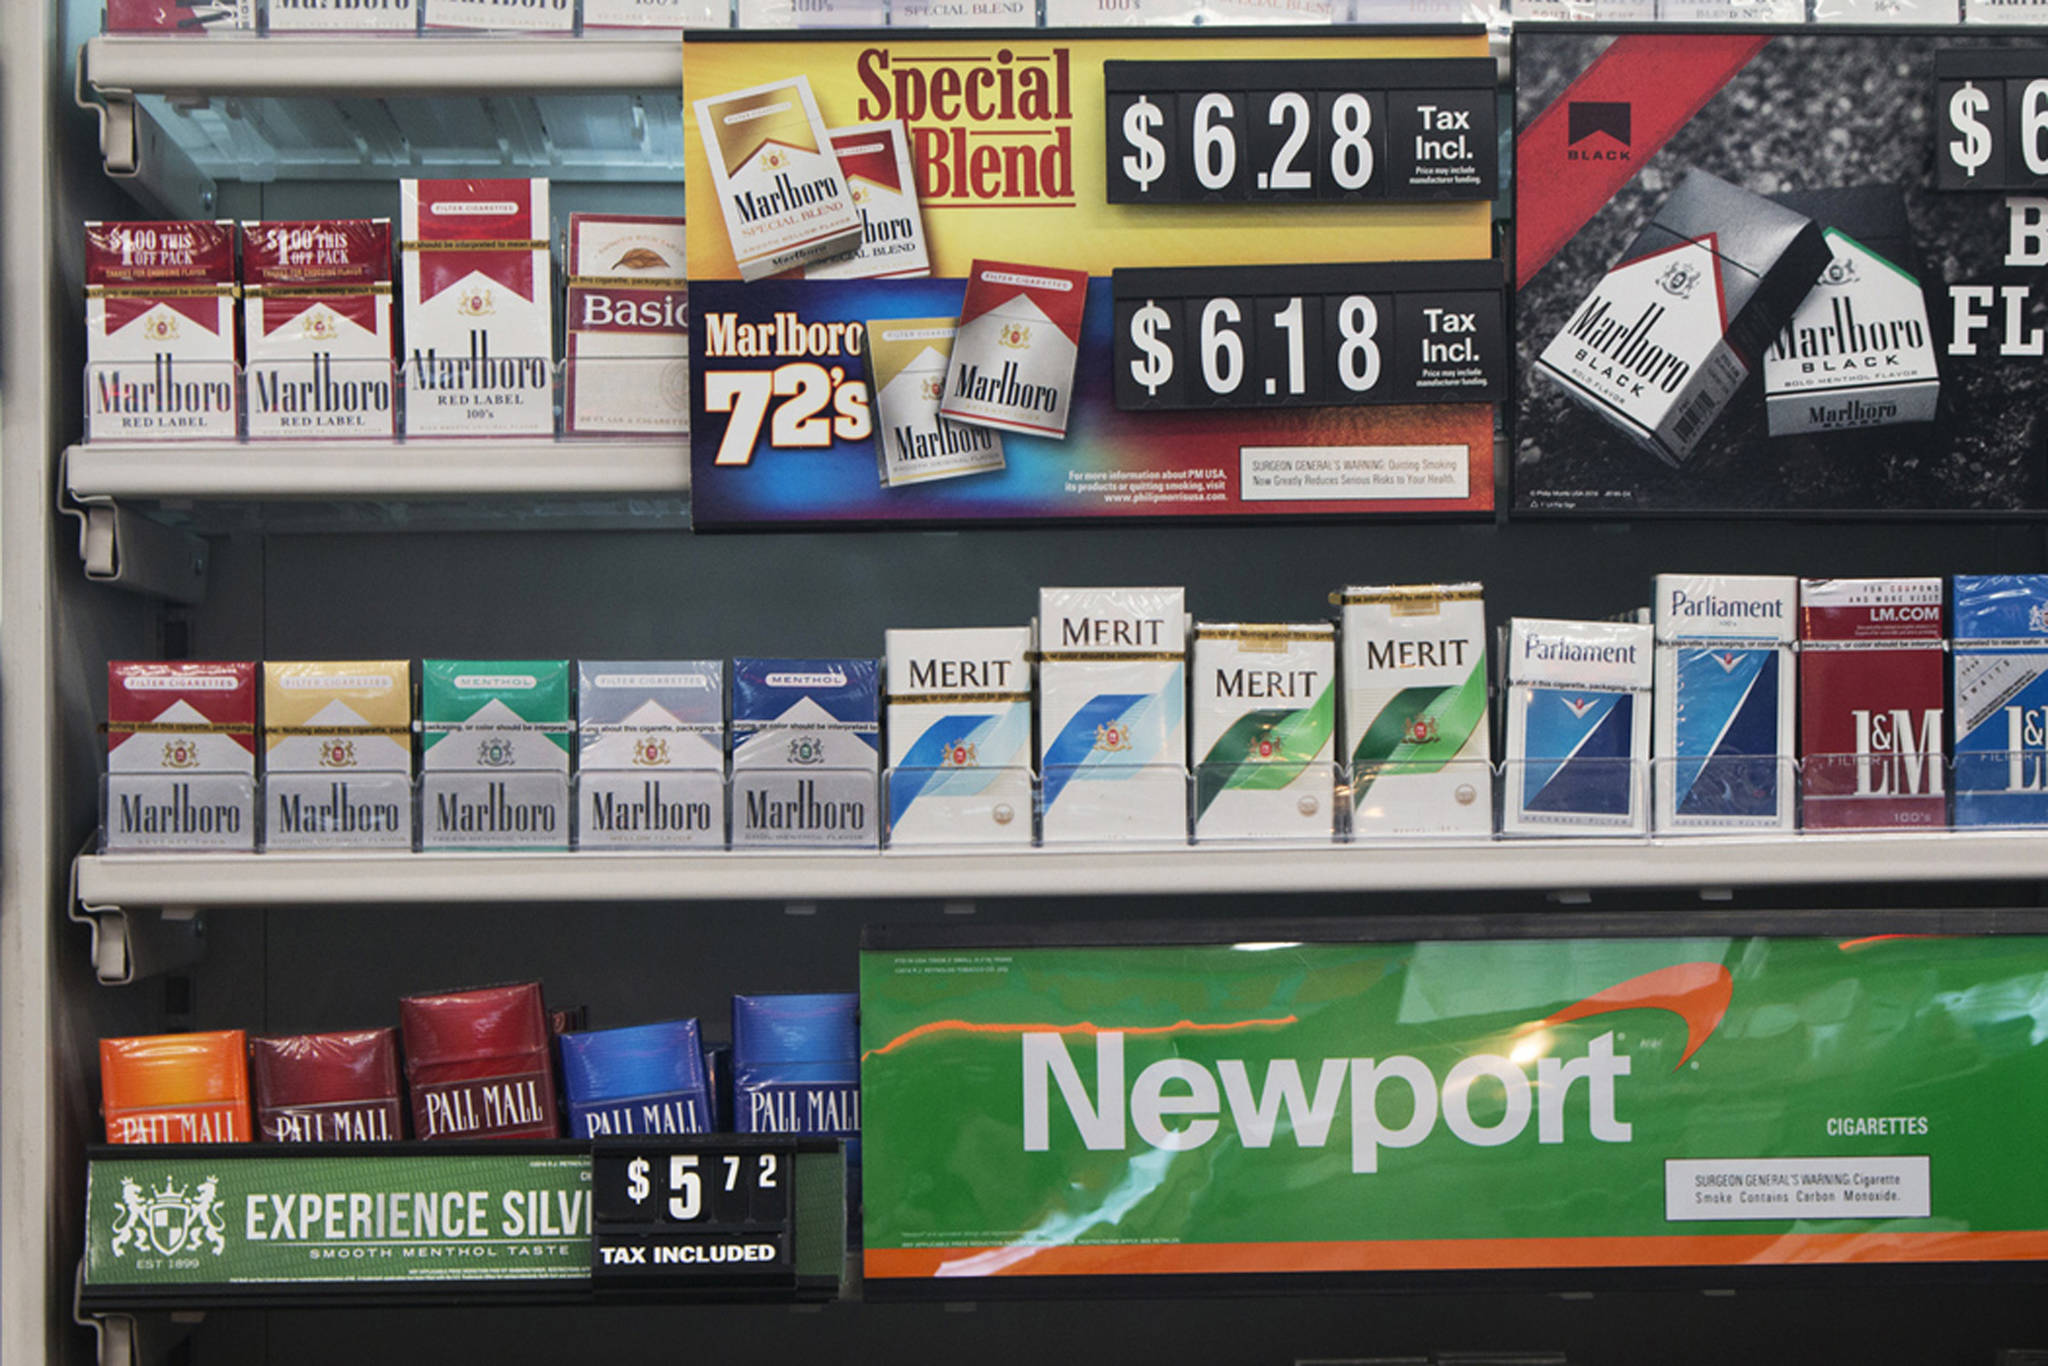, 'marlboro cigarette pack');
399,179,554,437
1655,0,1802,21
1653,575,1798,832
423,0,572,31
803,123,929,281
265,0,416,31
576,661,725,848
421,660,571,773
885,627,1033,845
941,260,1090,440
109,662,256,775
1815,0,1959,20
1191,623,1336,841
731,993,859,1143
85,220,239,441
249,1029,404,1143
1042,0,1198,20
100,1031,251,1145
1953,575,2048,826
1799,578,1946,829
1503,618,1652,836
891,0,1029,23
401,982,560,1140
105,0,253,30
1537,170,1829,466
262,661,412,775
867,319,1006,487
693,77,863,282
1339,583,1492,839
734,0,886,23
1038,586,1187,842
583,0,727,23
565,213,687,436
1765,187,1939,437
731,658,879,846
242,220,395,439
559,1020,715,1138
